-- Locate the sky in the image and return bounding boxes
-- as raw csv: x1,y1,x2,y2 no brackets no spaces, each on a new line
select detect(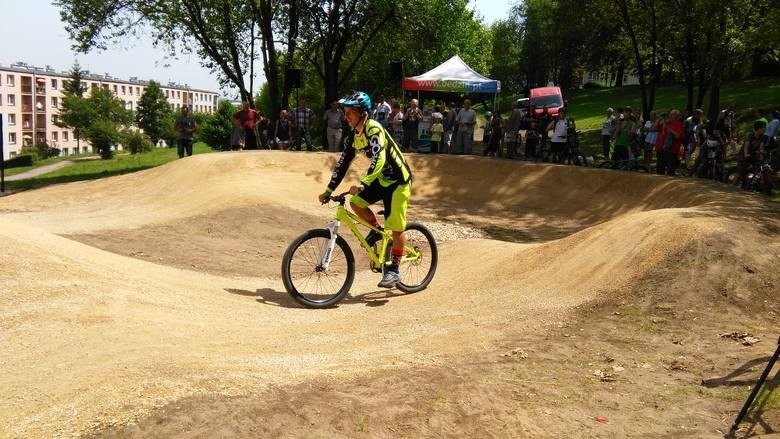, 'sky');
1,0,514,98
